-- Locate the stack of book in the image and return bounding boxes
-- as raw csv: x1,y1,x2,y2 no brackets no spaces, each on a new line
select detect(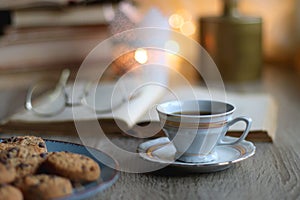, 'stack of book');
0,0,125,72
